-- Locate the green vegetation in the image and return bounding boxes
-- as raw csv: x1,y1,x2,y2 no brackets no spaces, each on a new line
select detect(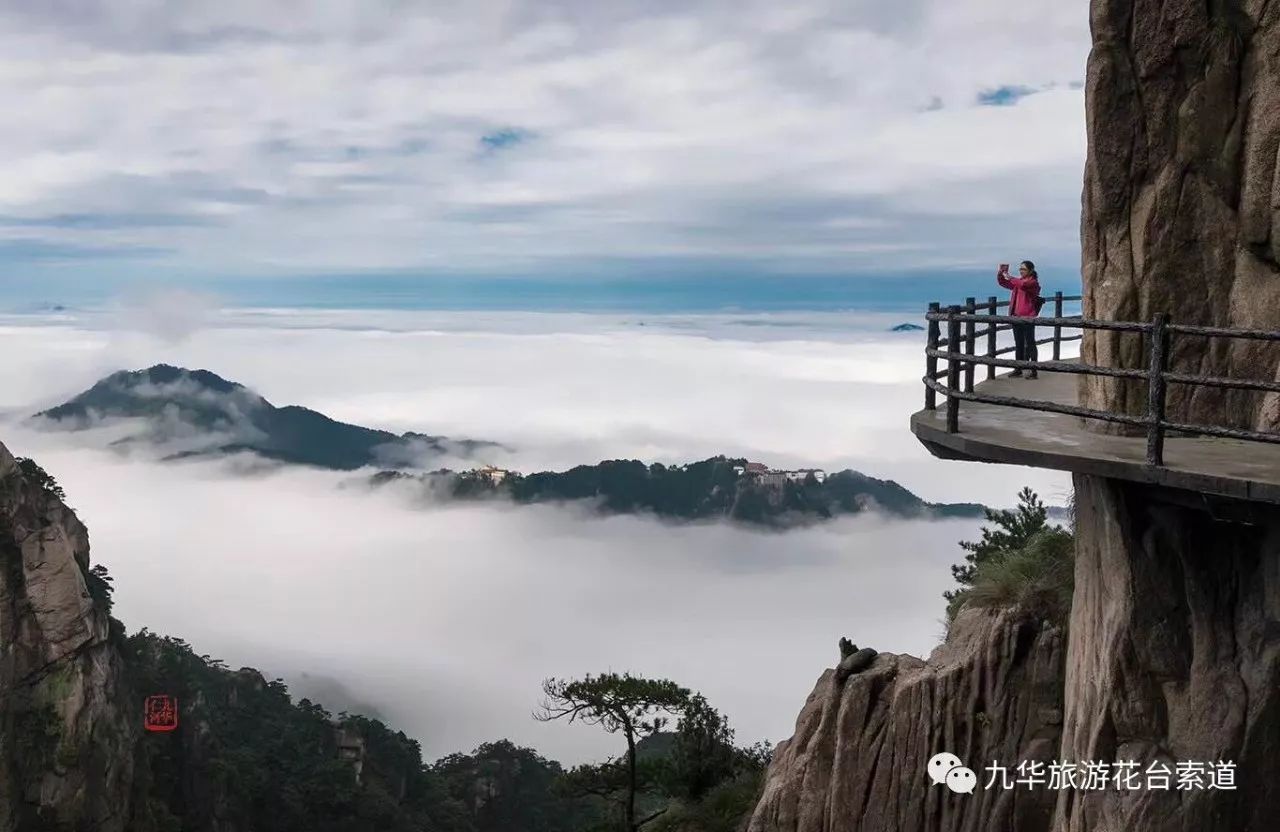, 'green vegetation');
645,773,766,832
945,487,1075,625
86,563,115,616
123,630,472,832
537,674,691,832
112,635,767,832
535,674,769,832
420,457,984,528
433,741,588,832
11,704,63,766
109,642,770,832
953,528,1075,622
15,456,66,501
